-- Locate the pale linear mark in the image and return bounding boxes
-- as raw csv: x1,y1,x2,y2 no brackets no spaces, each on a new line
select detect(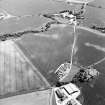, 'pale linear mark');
89,56,105,68
0,0,104,21
0,8,17,20
0,1,104,41
38,9,85,72
51,0,105,10
0,22,61,41
73,43,105,77
0,8,37,21
85,42,105,53
33,33,59,39
69,21,78,71
0,2,105,72
51,0,95,5
84,42,105,67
